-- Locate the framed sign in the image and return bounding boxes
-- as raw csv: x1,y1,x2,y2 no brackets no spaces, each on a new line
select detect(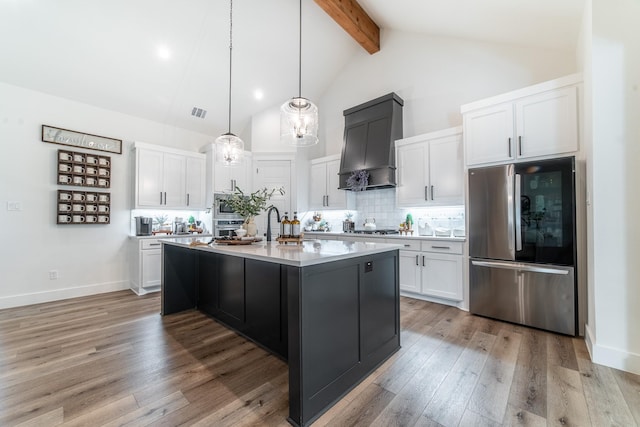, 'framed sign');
42,125,122,155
